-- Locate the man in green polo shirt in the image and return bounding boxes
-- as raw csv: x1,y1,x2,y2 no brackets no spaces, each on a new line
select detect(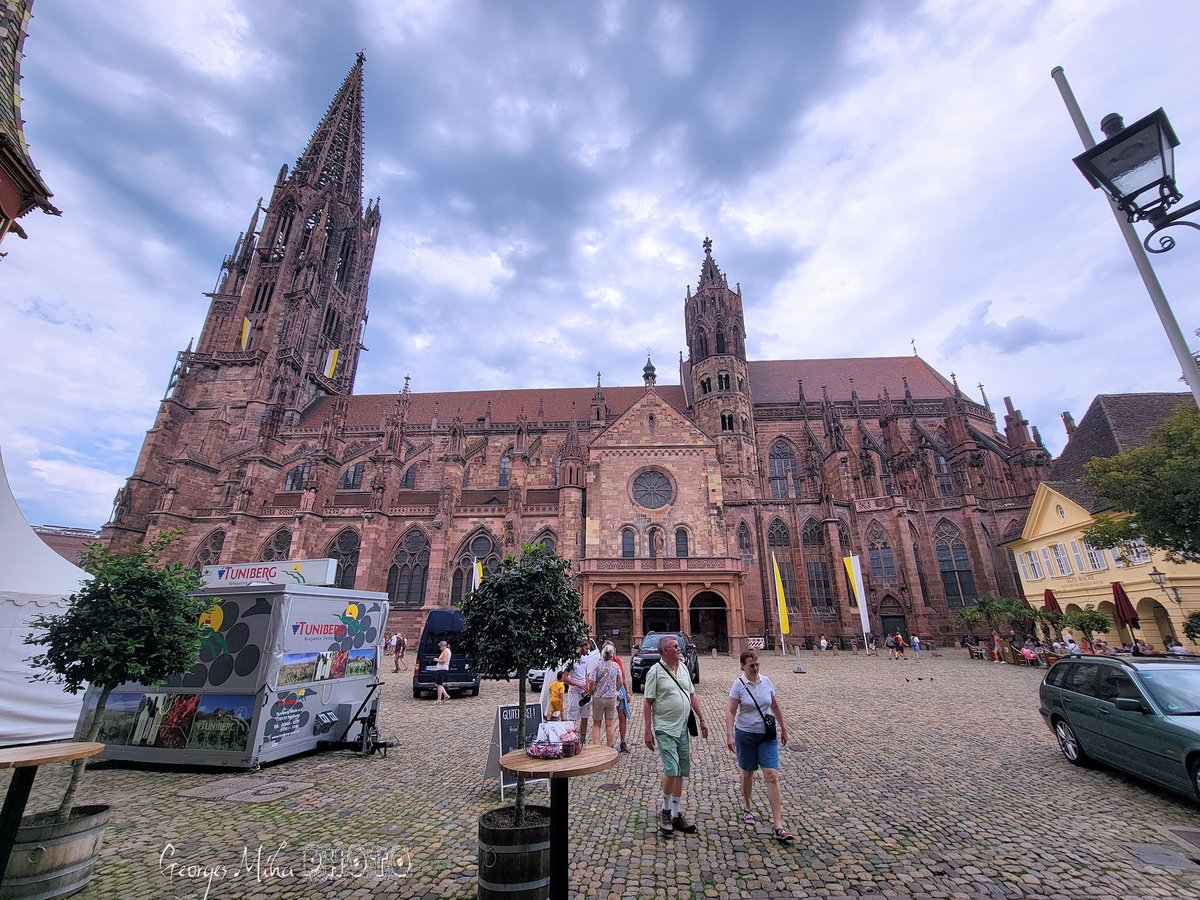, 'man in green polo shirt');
643,635,709,834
